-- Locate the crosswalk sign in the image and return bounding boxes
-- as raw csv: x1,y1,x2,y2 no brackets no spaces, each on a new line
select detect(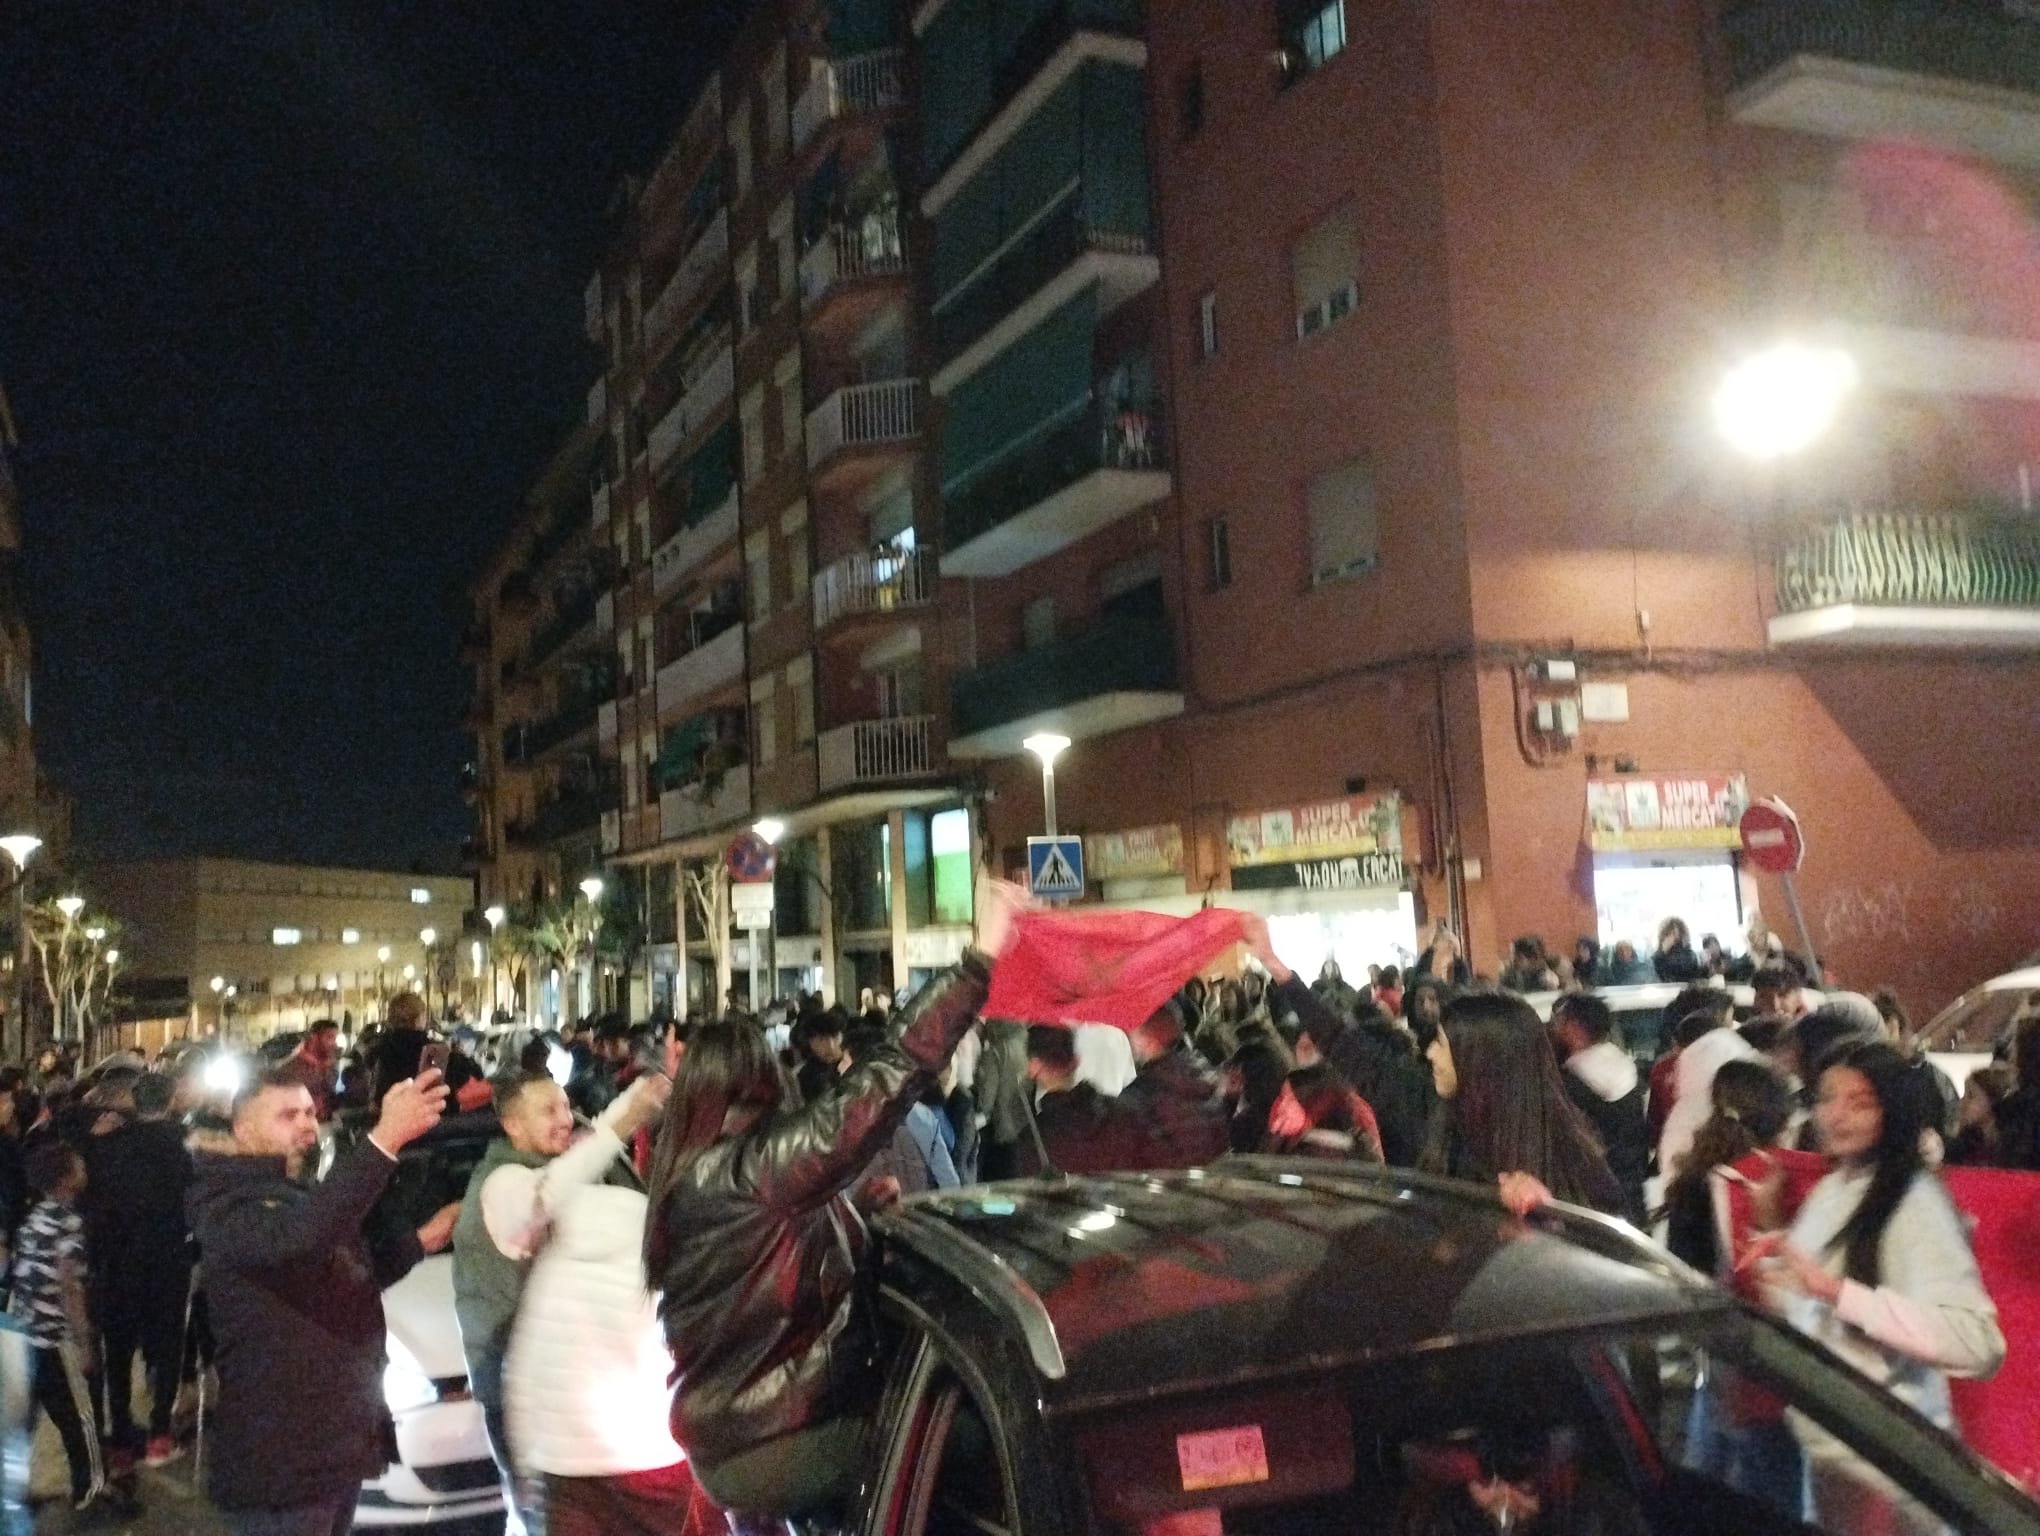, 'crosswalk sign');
1027,836,1086,899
